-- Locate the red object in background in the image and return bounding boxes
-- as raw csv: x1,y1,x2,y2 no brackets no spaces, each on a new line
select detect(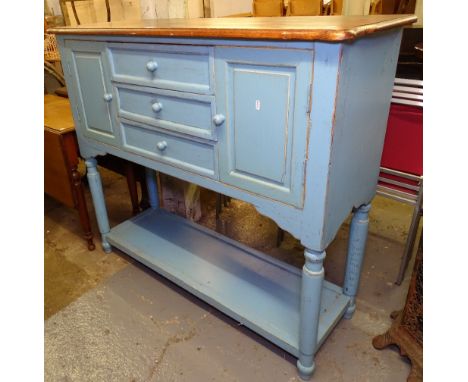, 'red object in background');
380,103,423,176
